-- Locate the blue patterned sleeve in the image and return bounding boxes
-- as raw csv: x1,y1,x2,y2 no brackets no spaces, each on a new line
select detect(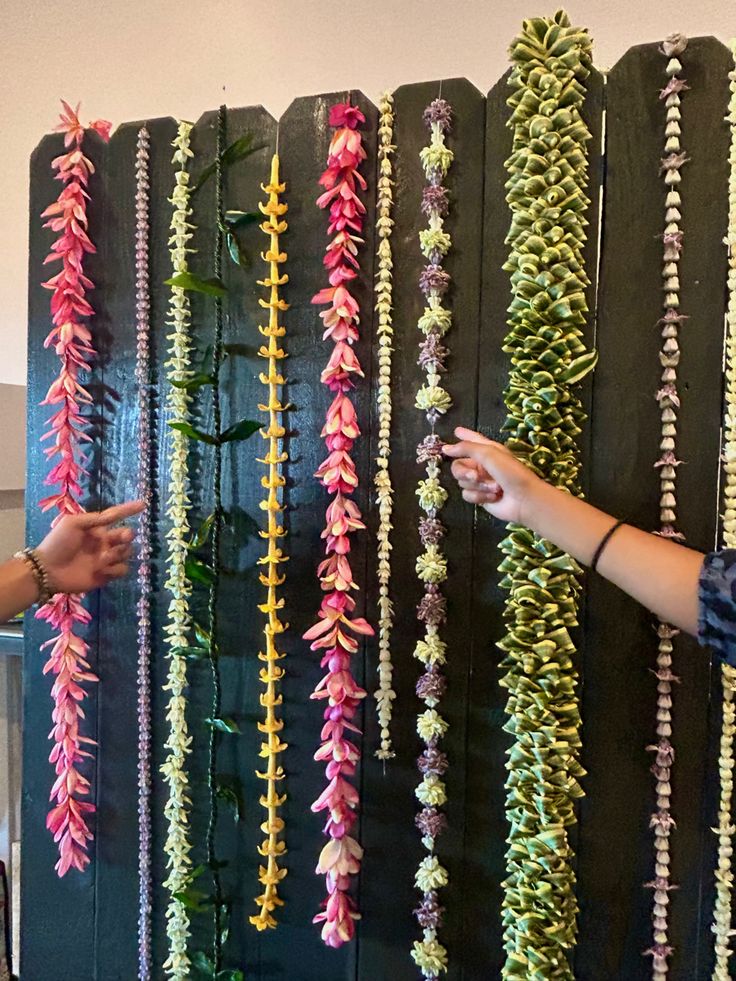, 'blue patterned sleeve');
699,549,736,666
